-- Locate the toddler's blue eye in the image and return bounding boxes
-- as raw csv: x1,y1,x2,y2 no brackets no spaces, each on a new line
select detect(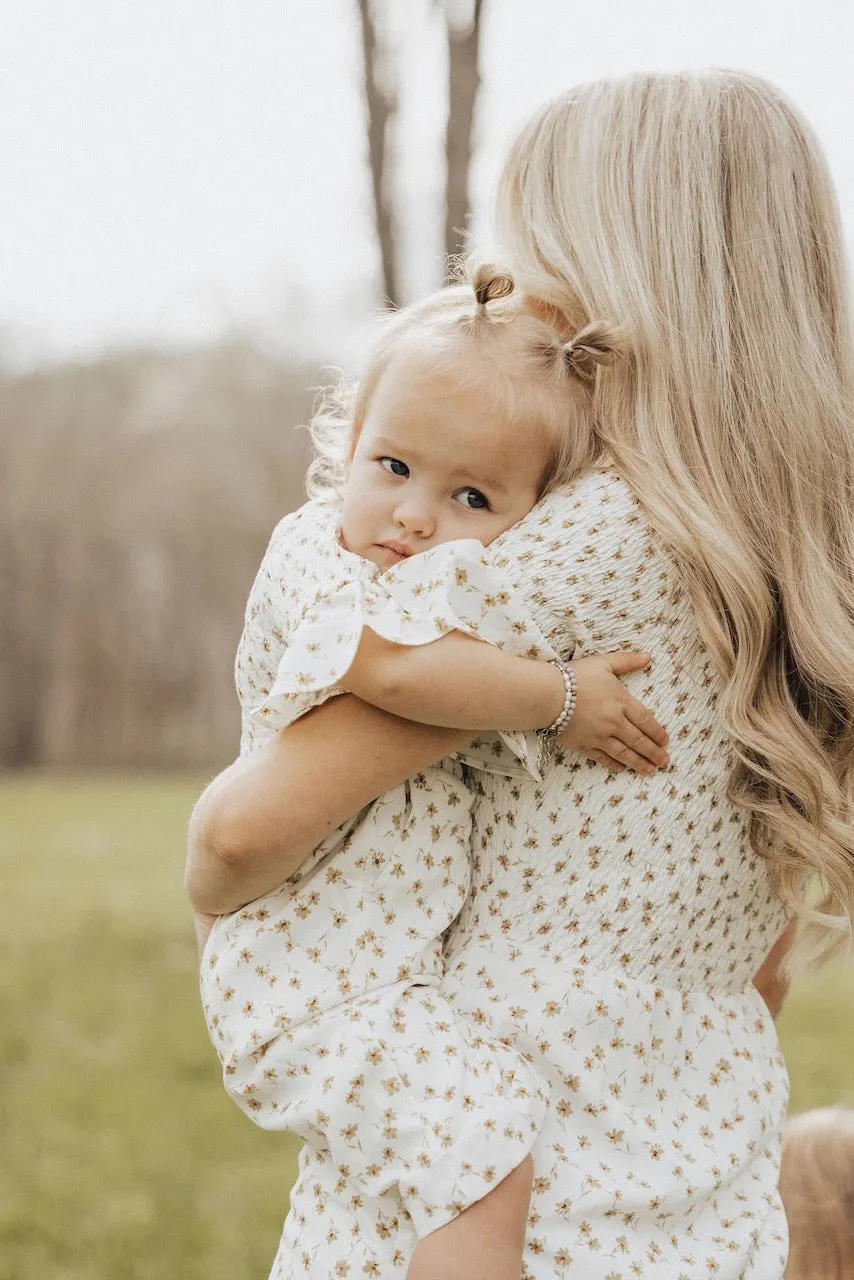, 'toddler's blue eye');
456,487,490,511
380,457,409,477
